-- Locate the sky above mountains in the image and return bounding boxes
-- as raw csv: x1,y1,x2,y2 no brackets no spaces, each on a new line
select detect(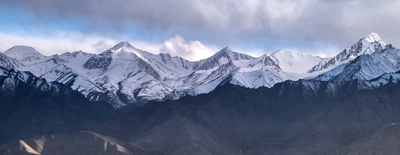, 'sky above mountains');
1,0,399,61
